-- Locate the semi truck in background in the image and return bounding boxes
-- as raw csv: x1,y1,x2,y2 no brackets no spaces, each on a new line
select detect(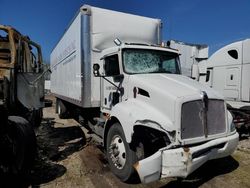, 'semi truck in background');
167,40,209,77
169,39,250,136
0,25,45,174
50,5,238,183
